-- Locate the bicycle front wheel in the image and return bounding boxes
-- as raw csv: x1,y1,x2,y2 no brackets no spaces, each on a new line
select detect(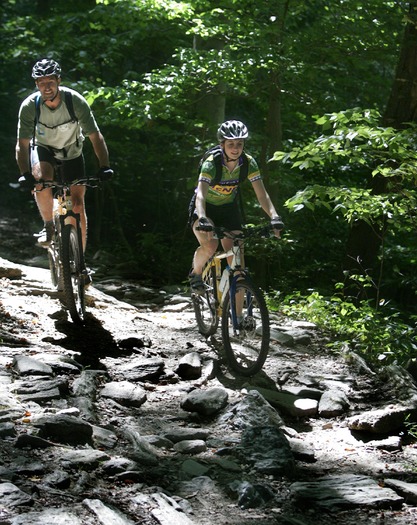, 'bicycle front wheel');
192,265,219,336
221,279,270,376
61,223,85,324
47,215,63,291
